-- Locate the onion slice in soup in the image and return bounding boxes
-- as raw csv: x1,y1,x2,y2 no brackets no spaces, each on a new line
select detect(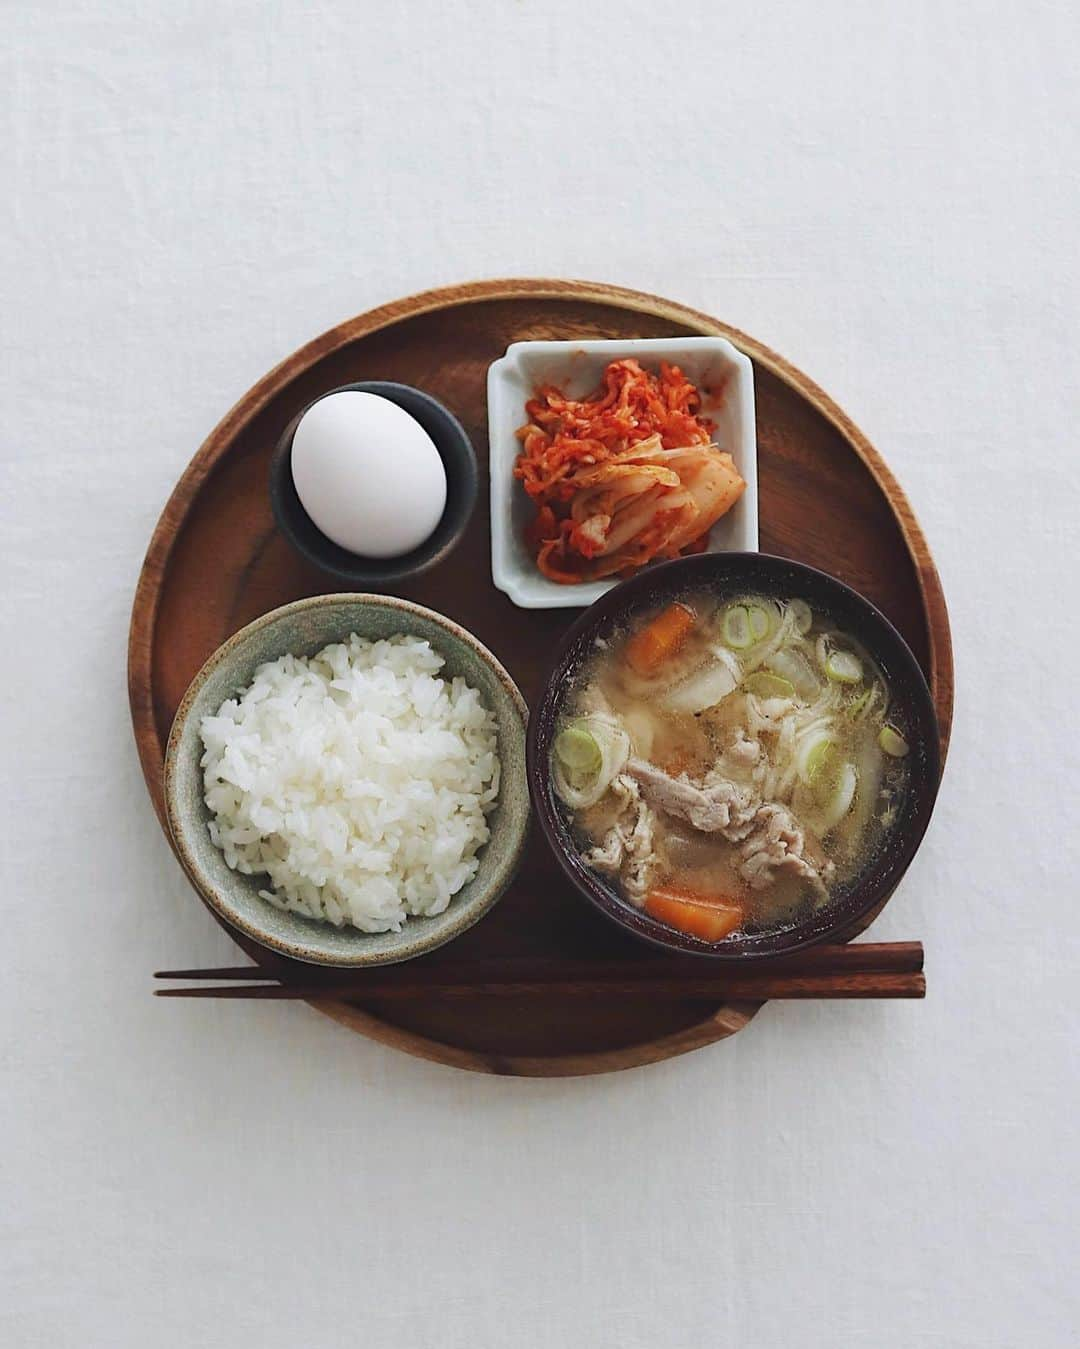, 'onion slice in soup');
659,647,742,715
